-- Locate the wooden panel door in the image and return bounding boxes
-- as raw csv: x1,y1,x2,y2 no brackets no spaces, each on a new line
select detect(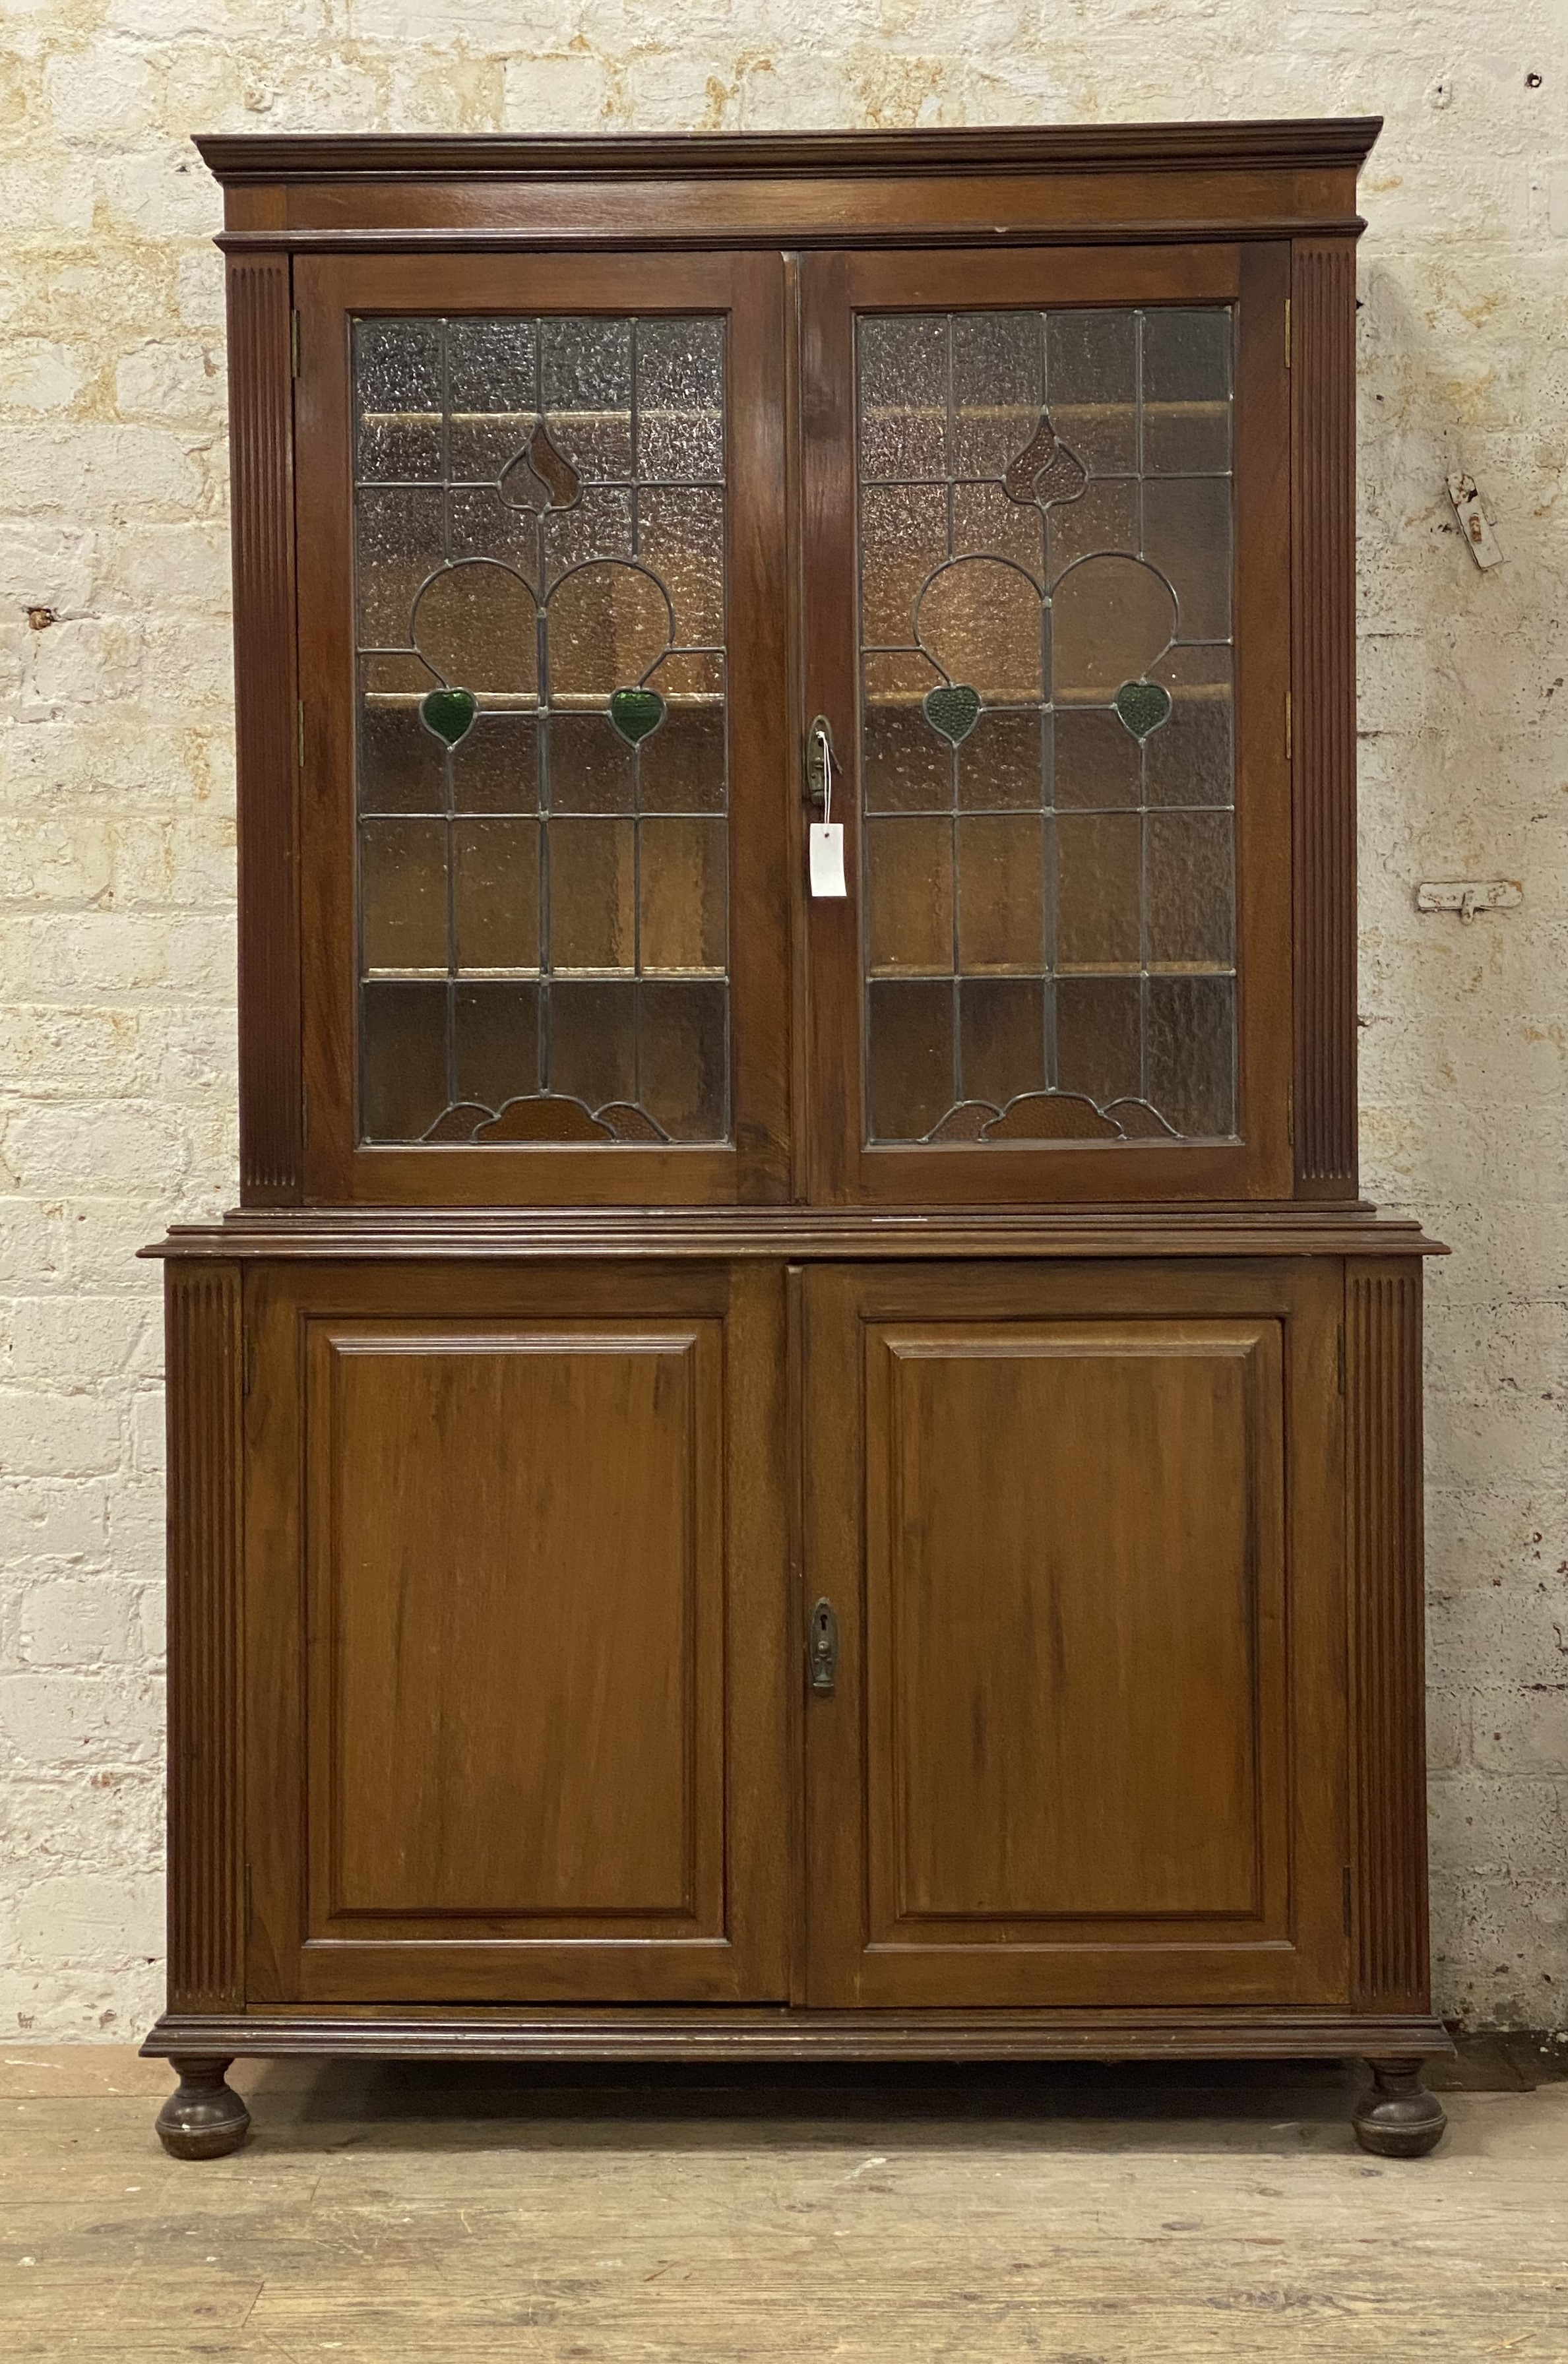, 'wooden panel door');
802,1260,1348,2005
799,243,1292,1203
245,1261,789,2003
